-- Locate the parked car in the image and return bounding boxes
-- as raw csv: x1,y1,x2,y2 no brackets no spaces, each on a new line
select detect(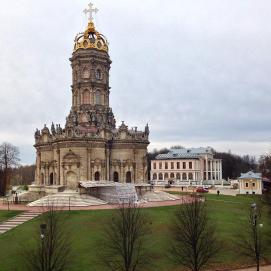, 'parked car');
196,187,209,193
